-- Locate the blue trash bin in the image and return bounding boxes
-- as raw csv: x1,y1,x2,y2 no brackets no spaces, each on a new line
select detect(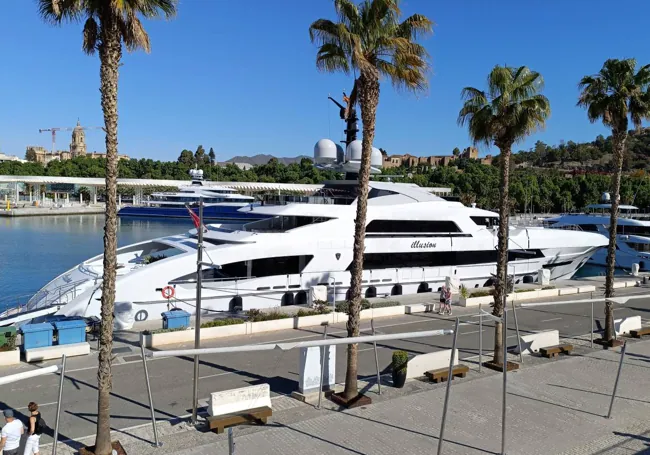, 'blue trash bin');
53,319,87,345
161,310,190,330
20,323,54,350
